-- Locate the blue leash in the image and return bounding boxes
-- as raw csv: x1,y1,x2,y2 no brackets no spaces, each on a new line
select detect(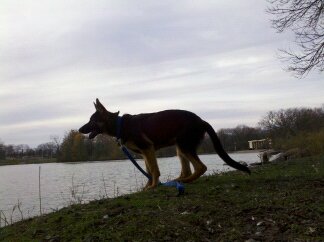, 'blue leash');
116,116,185,195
